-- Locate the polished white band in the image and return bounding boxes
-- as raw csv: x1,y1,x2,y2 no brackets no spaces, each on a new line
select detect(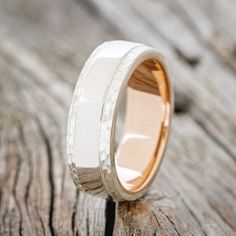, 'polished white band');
66,40,173,201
